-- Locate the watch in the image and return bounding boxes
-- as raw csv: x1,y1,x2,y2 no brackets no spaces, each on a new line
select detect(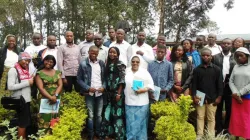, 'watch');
55,93,59,97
